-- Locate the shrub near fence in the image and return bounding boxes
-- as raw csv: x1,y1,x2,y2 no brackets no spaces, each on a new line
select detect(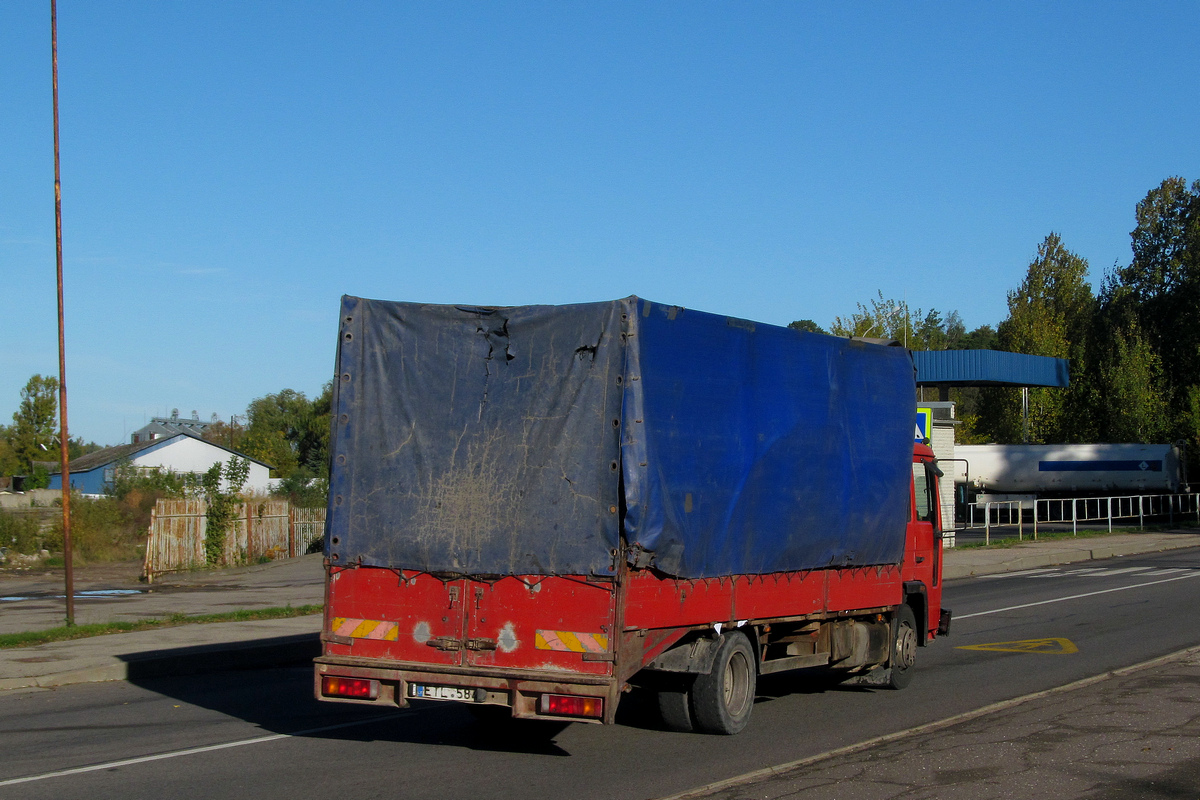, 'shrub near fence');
144,499,326,581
